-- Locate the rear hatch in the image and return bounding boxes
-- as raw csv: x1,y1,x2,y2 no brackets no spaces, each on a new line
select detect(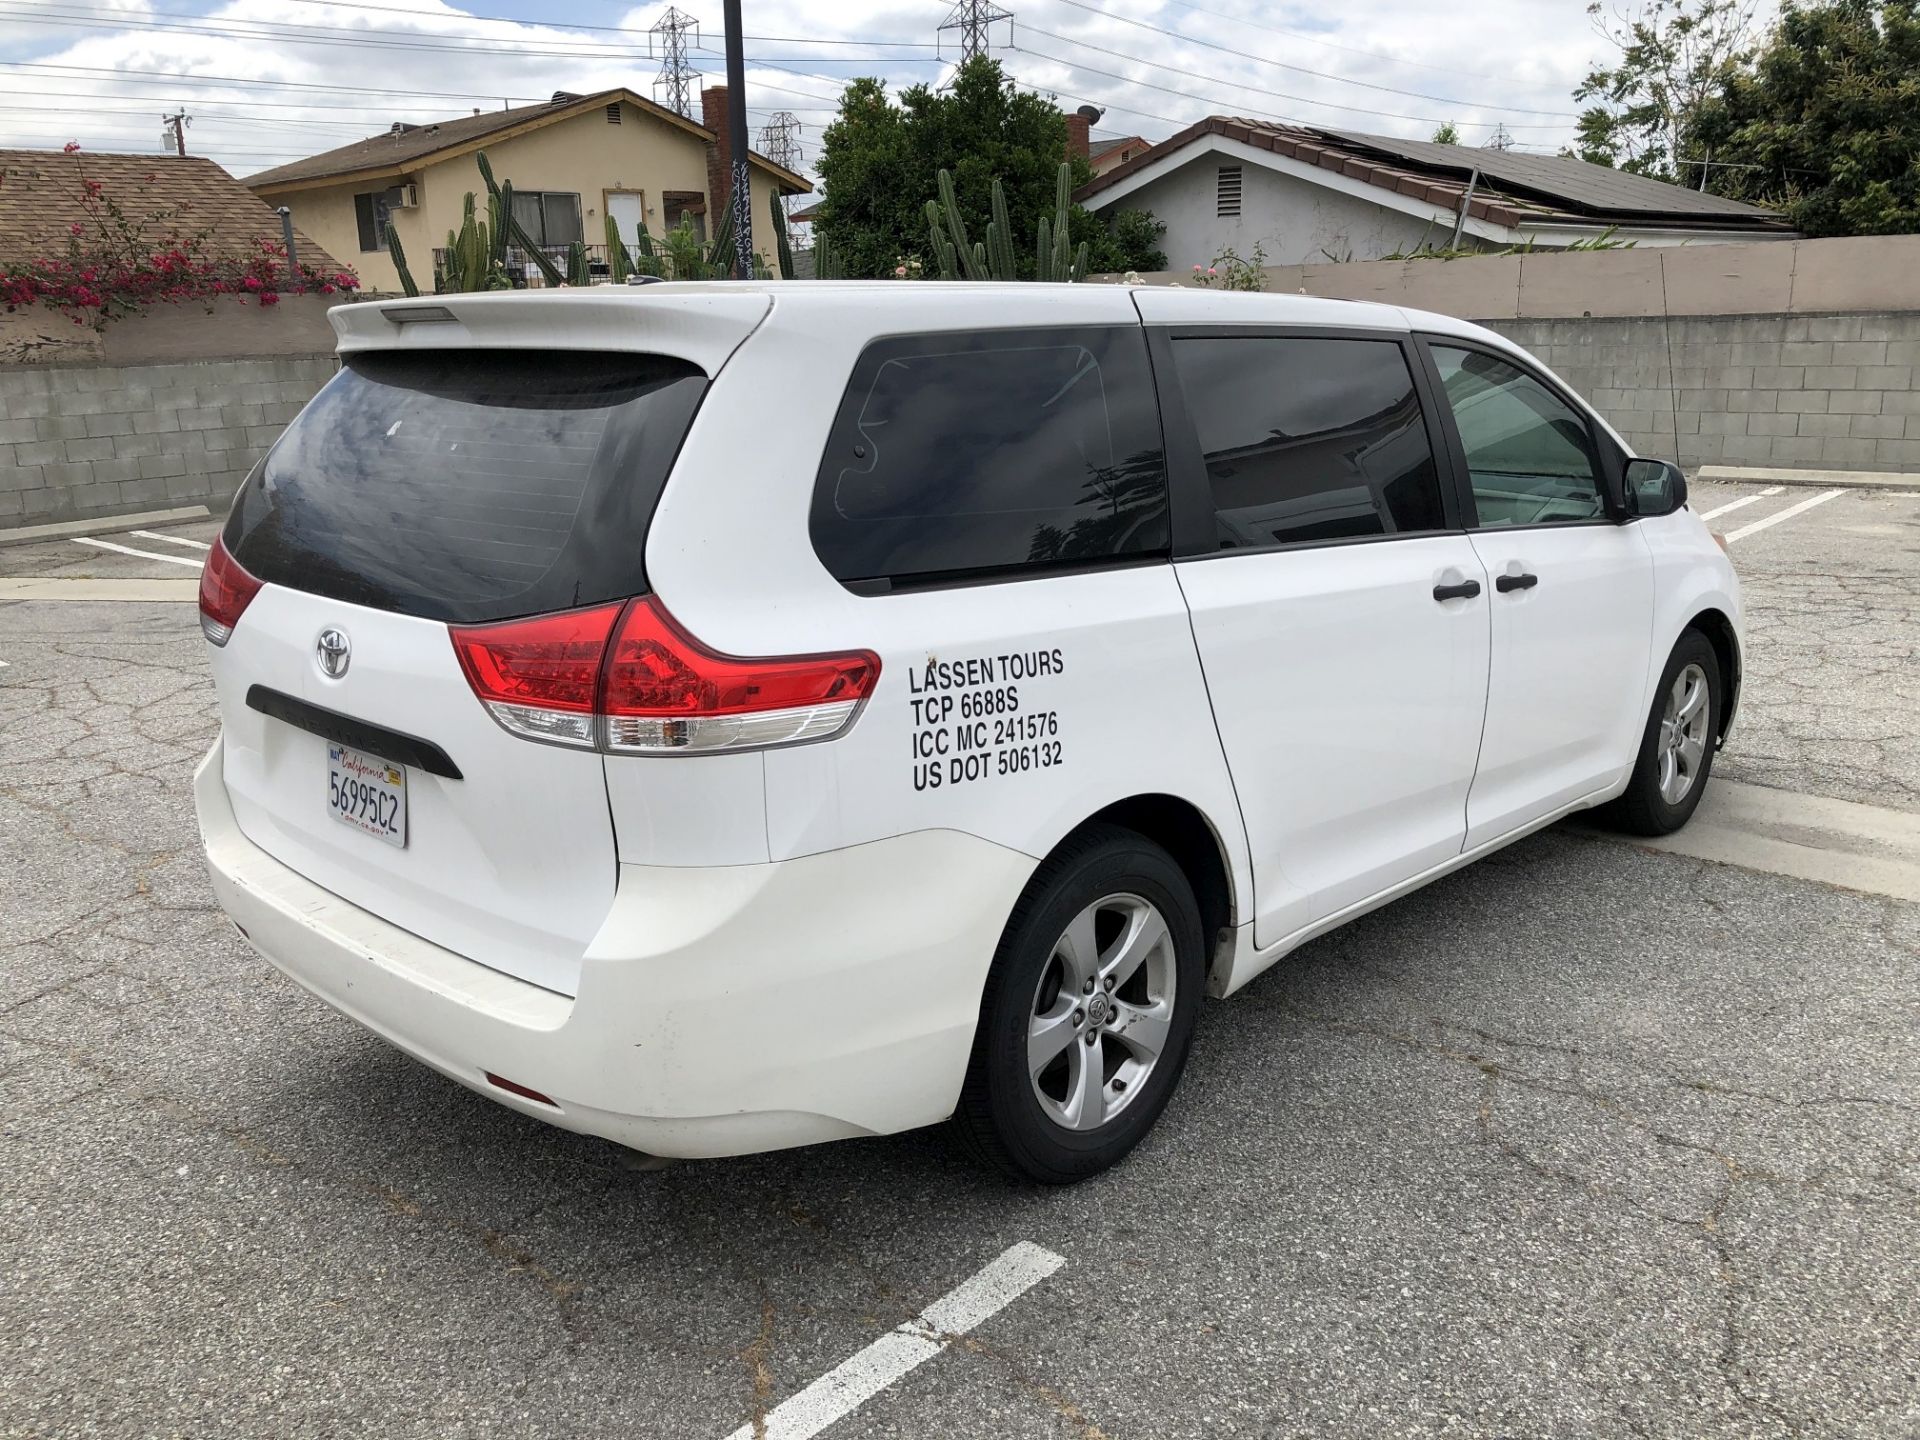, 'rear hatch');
210,335,715,996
